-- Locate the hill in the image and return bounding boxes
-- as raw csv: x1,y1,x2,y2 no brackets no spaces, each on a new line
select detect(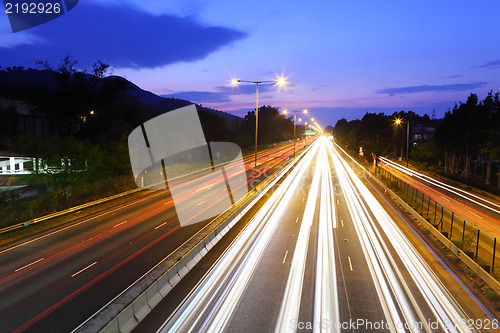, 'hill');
0,68,242,128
